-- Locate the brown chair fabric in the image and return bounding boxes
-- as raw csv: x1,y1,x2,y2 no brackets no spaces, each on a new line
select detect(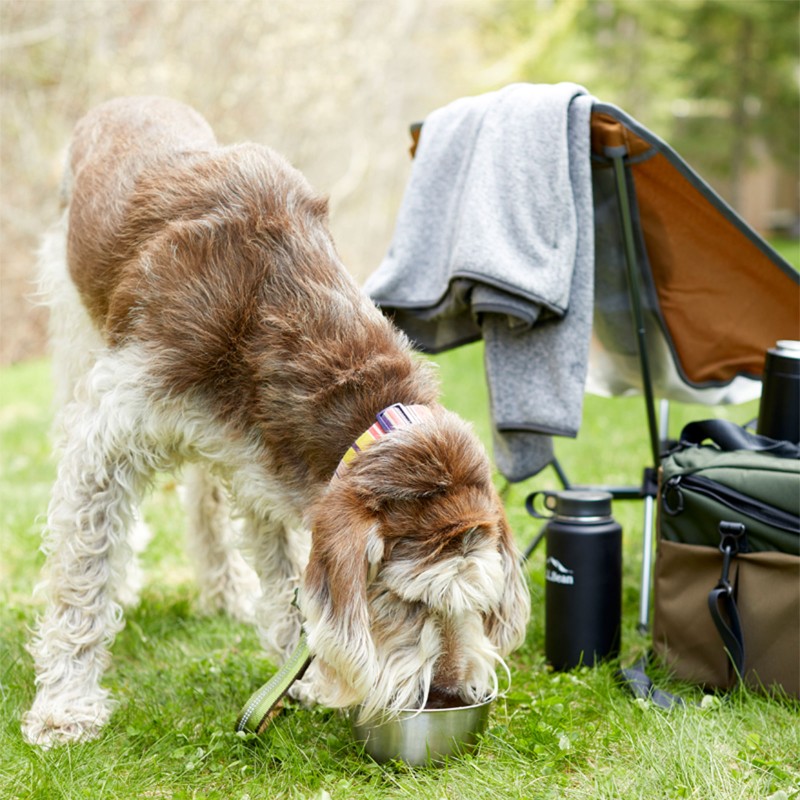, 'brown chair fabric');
591,110,799,385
